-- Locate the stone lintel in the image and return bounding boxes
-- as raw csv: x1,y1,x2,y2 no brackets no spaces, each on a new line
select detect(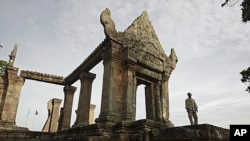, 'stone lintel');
135,65,162,80
20,70,65,85
65,39,109,85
